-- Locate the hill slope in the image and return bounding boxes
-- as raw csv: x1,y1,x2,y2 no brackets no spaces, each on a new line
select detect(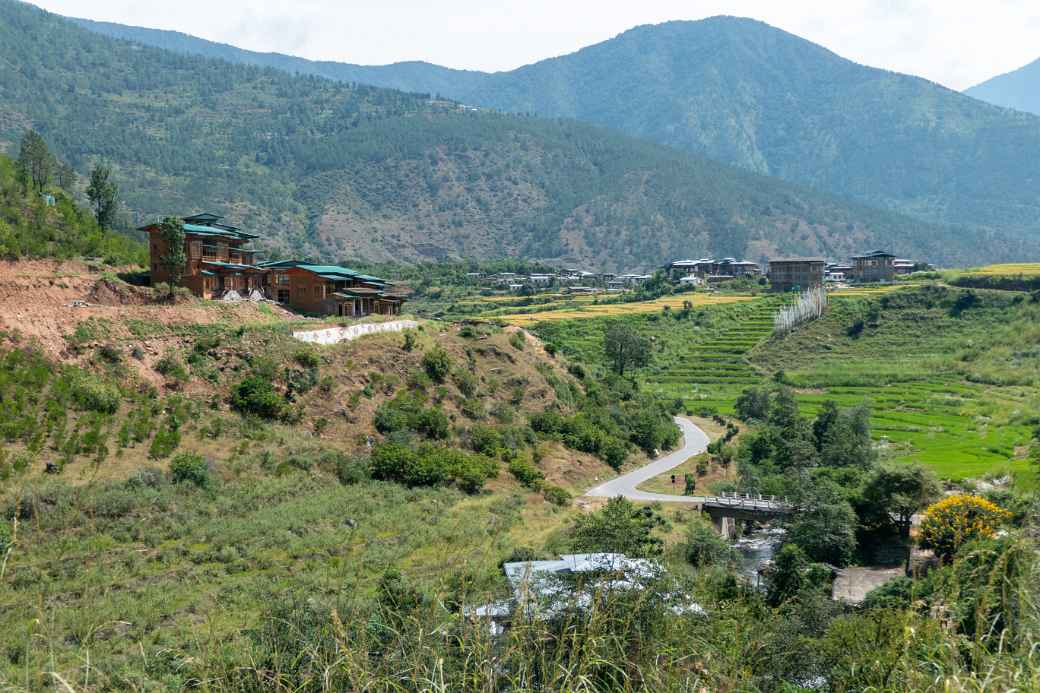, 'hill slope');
966,58,1040,116
76,15,1040,245
2,2,1017,270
